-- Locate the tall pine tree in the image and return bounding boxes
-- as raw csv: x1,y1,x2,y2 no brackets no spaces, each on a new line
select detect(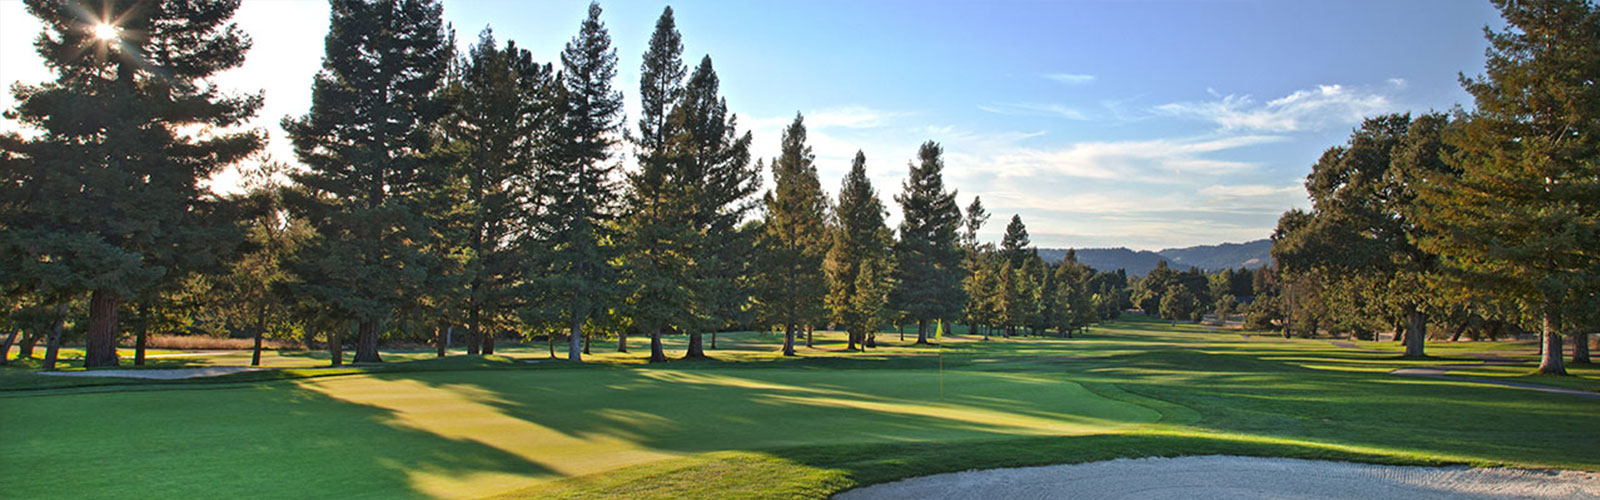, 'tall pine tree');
671,56,758,359
1418,0,1600,374
891,141,964,344
0,0,263,367
440,29,551,356
530,1,624,363
623,6,690,362
1000,214,1034,268
826,151,894,351
758,114,829,356
283,0,451,364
